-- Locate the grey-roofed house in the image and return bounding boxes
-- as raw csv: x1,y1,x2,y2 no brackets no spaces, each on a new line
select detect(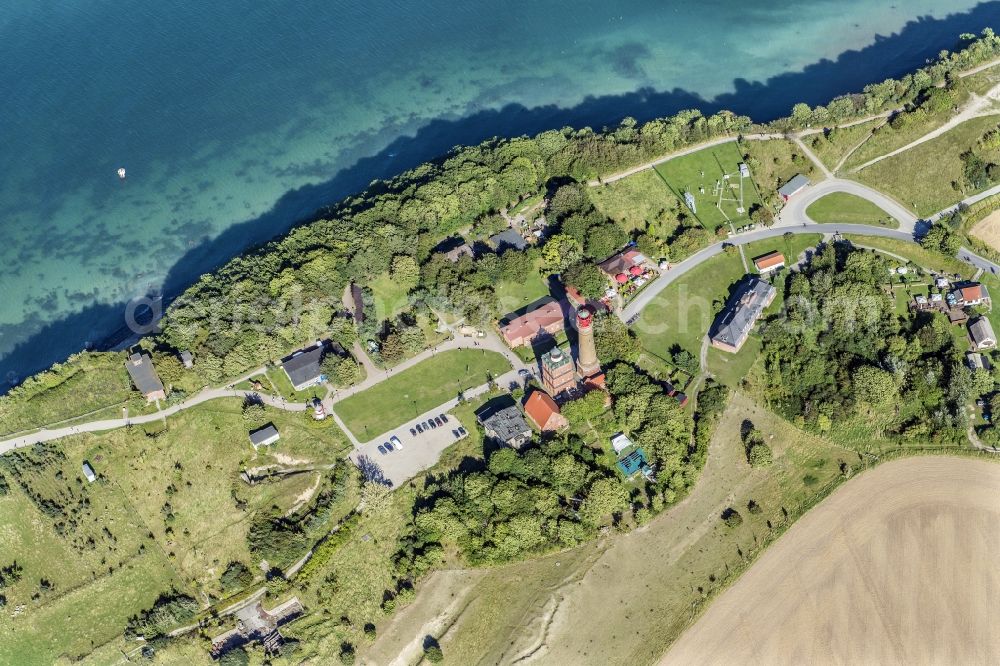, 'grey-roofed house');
179,350,194,369
476,399,532,449
281,342,327,391
778,174,810,201
967,352,992,371
489,229,529,253
124,349,166,401
969,316,997,350
249,423,280,449
709,277,777,353
82,462,97,483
